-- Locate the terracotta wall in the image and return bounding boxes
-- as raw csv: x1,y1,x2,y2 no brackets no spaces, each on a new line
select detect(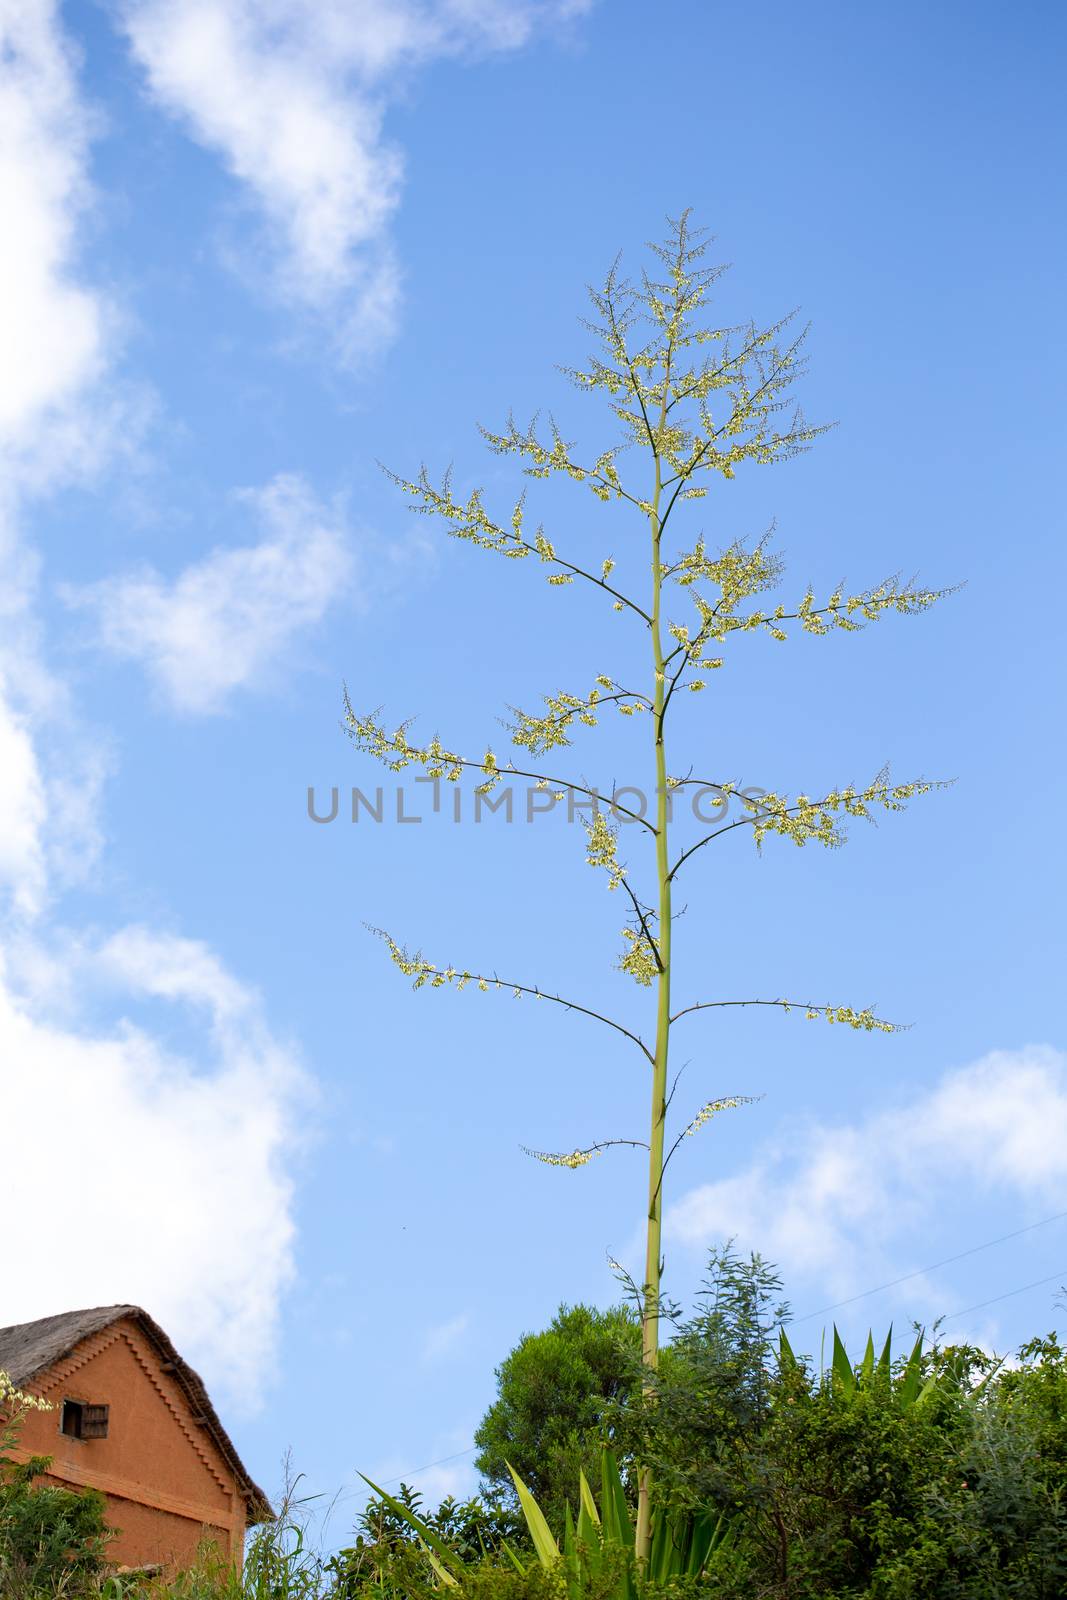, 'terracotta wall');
10,1318,247,1573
